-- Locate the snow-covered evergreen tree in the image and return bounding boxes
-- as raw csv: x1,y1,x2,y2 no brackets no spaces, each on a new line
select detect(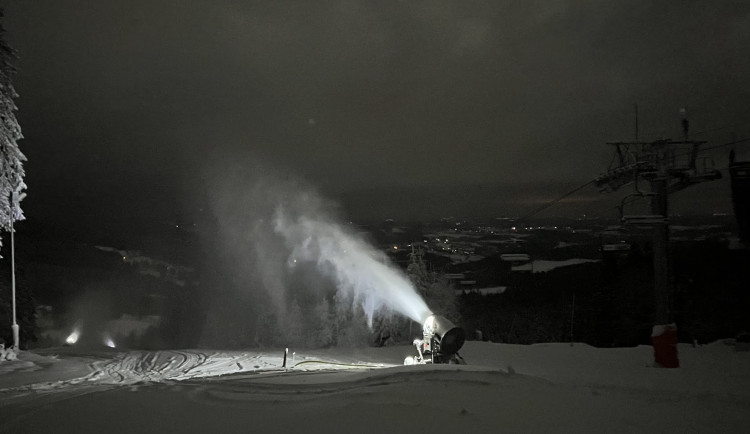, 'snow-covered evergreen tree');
309,297,334,348
0,10,26,250
406,247,460,323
